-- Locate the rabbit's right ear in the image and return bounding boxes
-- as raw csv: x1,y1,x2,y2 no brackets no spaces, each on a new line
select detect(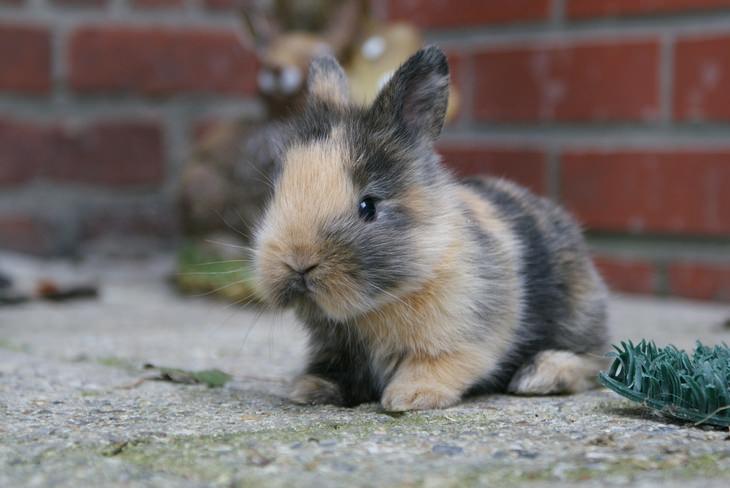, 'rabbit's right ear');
321,0,367,59
370,46,449,143
239,8,281,53
307,55,349,106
